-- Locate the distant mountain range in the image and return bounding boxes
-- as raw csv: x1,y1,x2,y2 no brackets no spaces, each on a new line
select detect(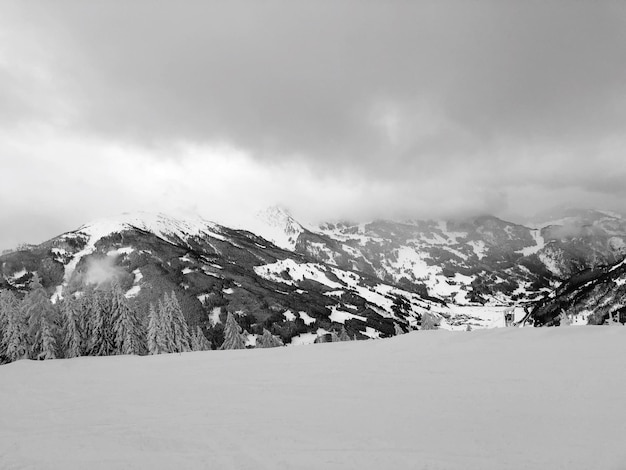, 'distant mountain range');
1,207,624,342
259,206,626,305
